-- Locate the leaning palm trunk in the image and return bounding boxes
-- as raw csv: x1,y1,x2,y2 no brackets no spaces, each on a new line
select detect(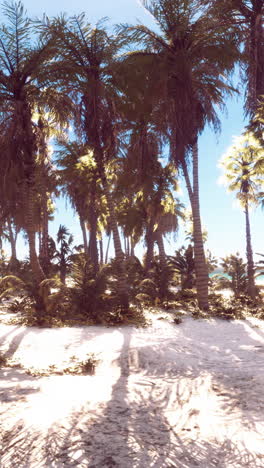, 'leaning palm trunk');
245,202,256,299
188,141,209,310
105,233,111,264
